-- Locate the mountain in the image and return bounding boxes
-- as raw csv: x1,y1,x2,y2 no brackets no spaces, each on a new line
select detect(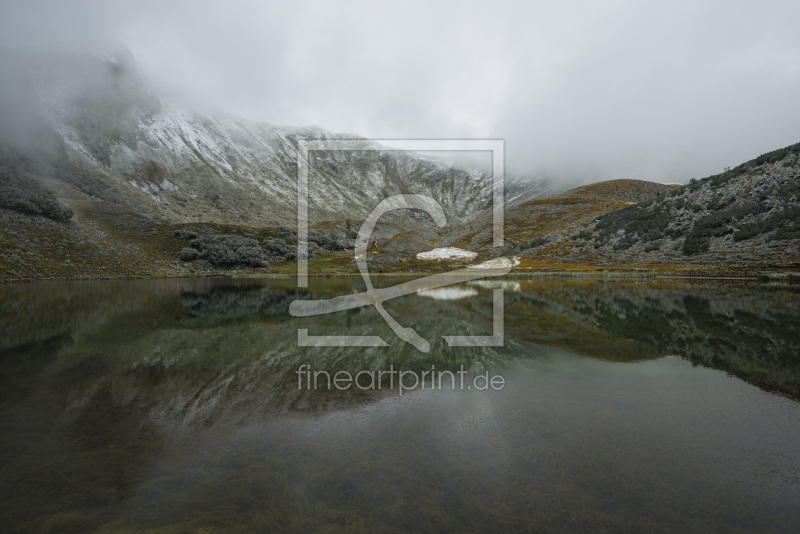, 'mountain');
0,42,558,280
1,42,507,229
2,41,798,280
